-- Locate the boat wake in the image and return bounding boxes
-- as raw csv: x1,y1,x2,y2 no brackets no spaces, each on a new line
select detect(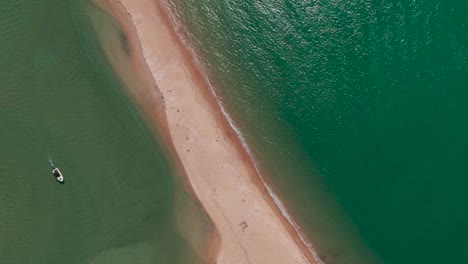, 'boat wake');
48,154,55,168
